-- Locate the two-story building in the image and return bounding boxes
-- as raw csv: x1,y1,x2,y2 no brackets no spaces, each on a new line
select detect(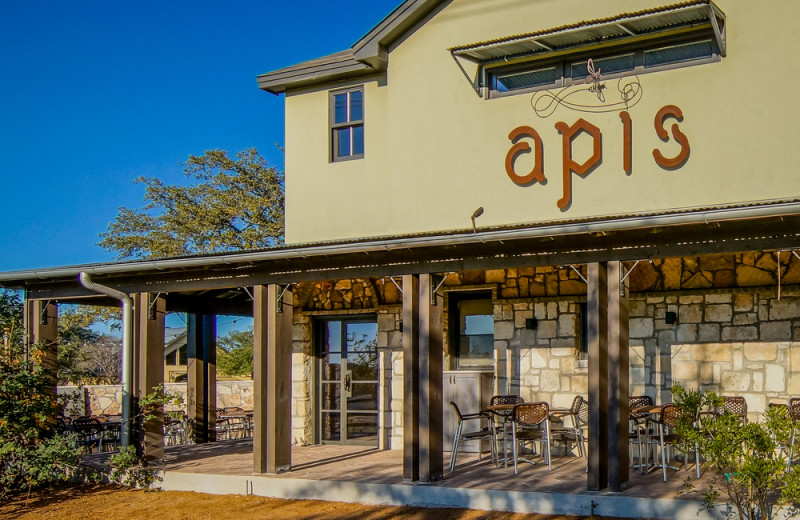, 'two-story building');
2,0,800,509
